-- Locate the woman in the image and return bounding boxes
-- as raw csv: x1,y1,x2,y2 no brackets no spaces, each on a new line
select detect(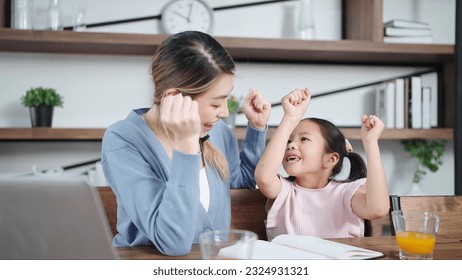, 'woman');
101,31,271,256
